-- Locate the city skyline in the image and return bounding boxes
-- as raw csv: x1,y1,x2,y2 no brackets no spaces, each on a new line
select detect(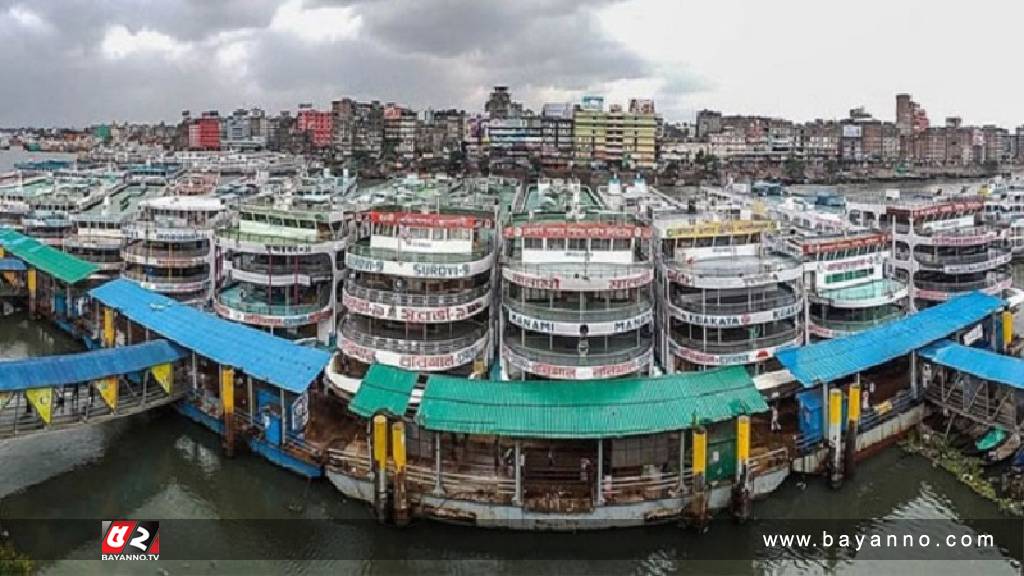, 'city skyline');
2,0,1024,128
